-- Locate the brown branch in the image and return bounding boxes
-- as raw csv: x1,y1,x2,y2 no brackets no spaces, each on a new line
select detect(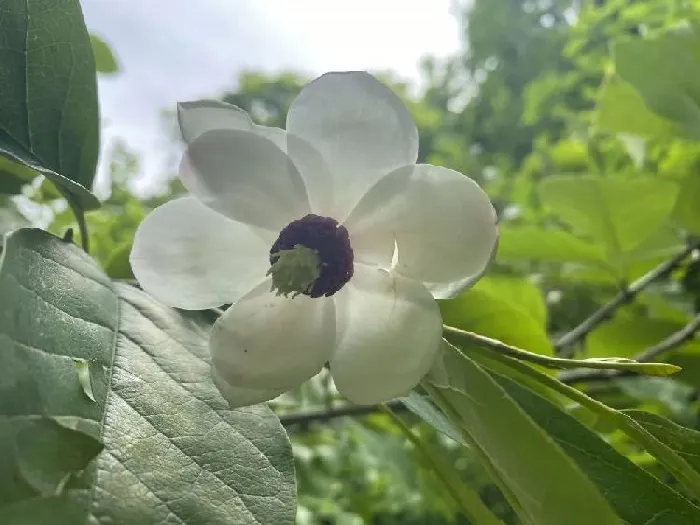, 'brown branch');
559,311,700,384
555,240,700,357
278,400,406,427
